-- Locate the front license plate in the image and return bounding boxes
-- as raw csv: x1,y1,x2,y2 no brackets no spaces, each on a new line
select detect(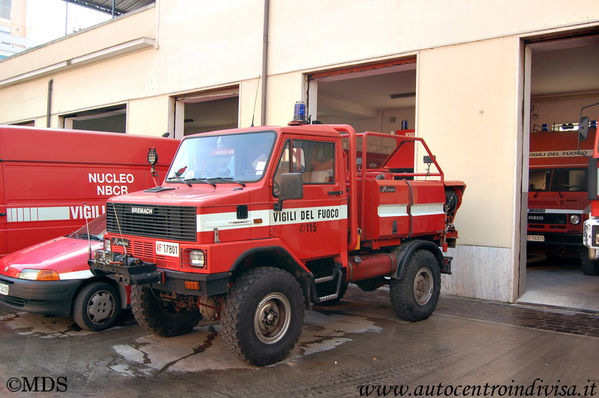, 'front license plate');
0,282,8,296
527,235,545,242
156,241,179,257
